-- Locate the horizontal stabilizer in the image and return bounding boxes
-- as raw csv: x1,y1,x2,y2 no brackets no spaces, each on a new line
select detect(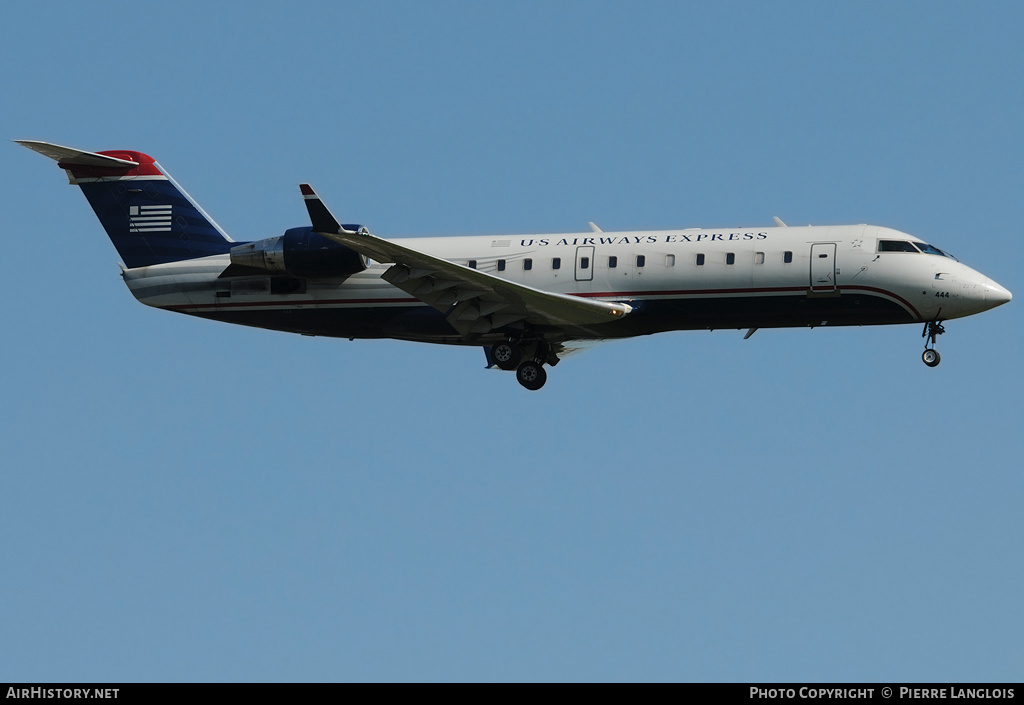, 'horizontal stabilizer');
15,140,139,169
